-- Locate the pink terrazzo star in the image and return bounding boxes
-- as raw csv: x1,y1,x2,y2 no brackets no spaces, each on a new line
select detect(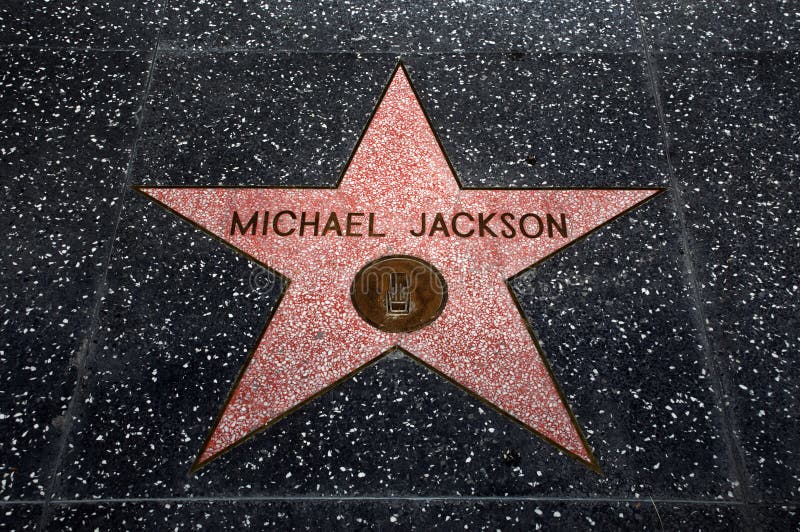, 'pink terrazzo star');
137,63,663,473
